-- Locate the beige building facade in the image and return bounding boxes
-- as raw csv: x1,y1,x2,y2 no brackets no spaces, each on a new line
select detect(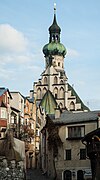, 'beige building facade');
41,111,100,180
